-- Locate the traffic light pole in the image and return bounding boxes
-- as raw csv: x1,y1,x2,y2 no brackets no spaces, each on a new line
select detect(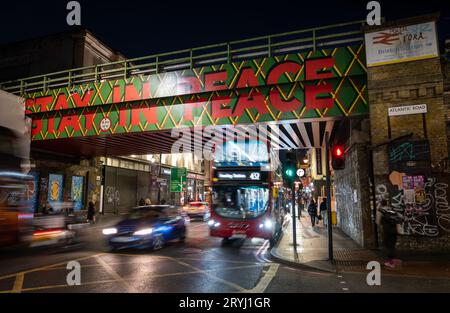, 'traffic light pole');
325,131,334,261
291,180,297,250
